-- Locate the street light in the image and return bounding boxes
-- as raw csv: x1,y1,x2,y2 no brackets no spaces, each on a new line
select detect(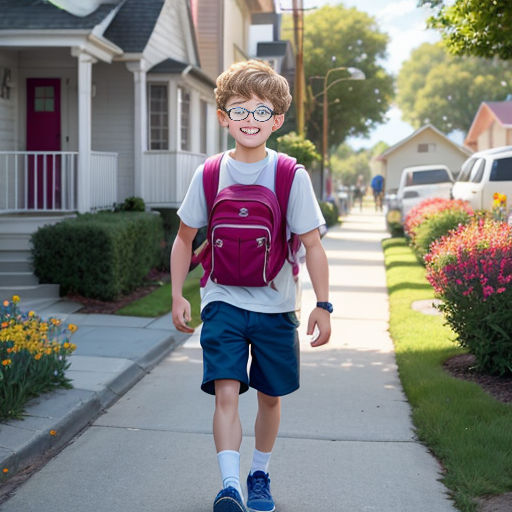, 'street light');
310,66,365,199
